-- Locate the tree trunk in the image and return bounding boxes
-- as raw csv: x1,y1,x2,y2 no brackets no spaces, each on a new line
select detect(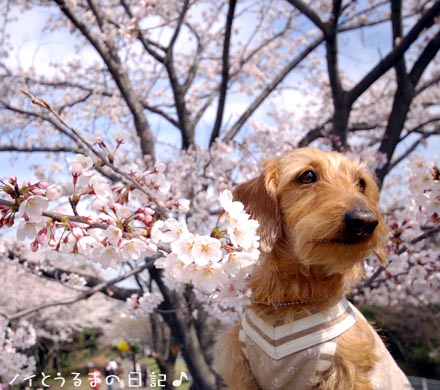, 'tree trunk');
150,313,178,390
376,84,414,185
331,98,351,151
150,268,219,390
